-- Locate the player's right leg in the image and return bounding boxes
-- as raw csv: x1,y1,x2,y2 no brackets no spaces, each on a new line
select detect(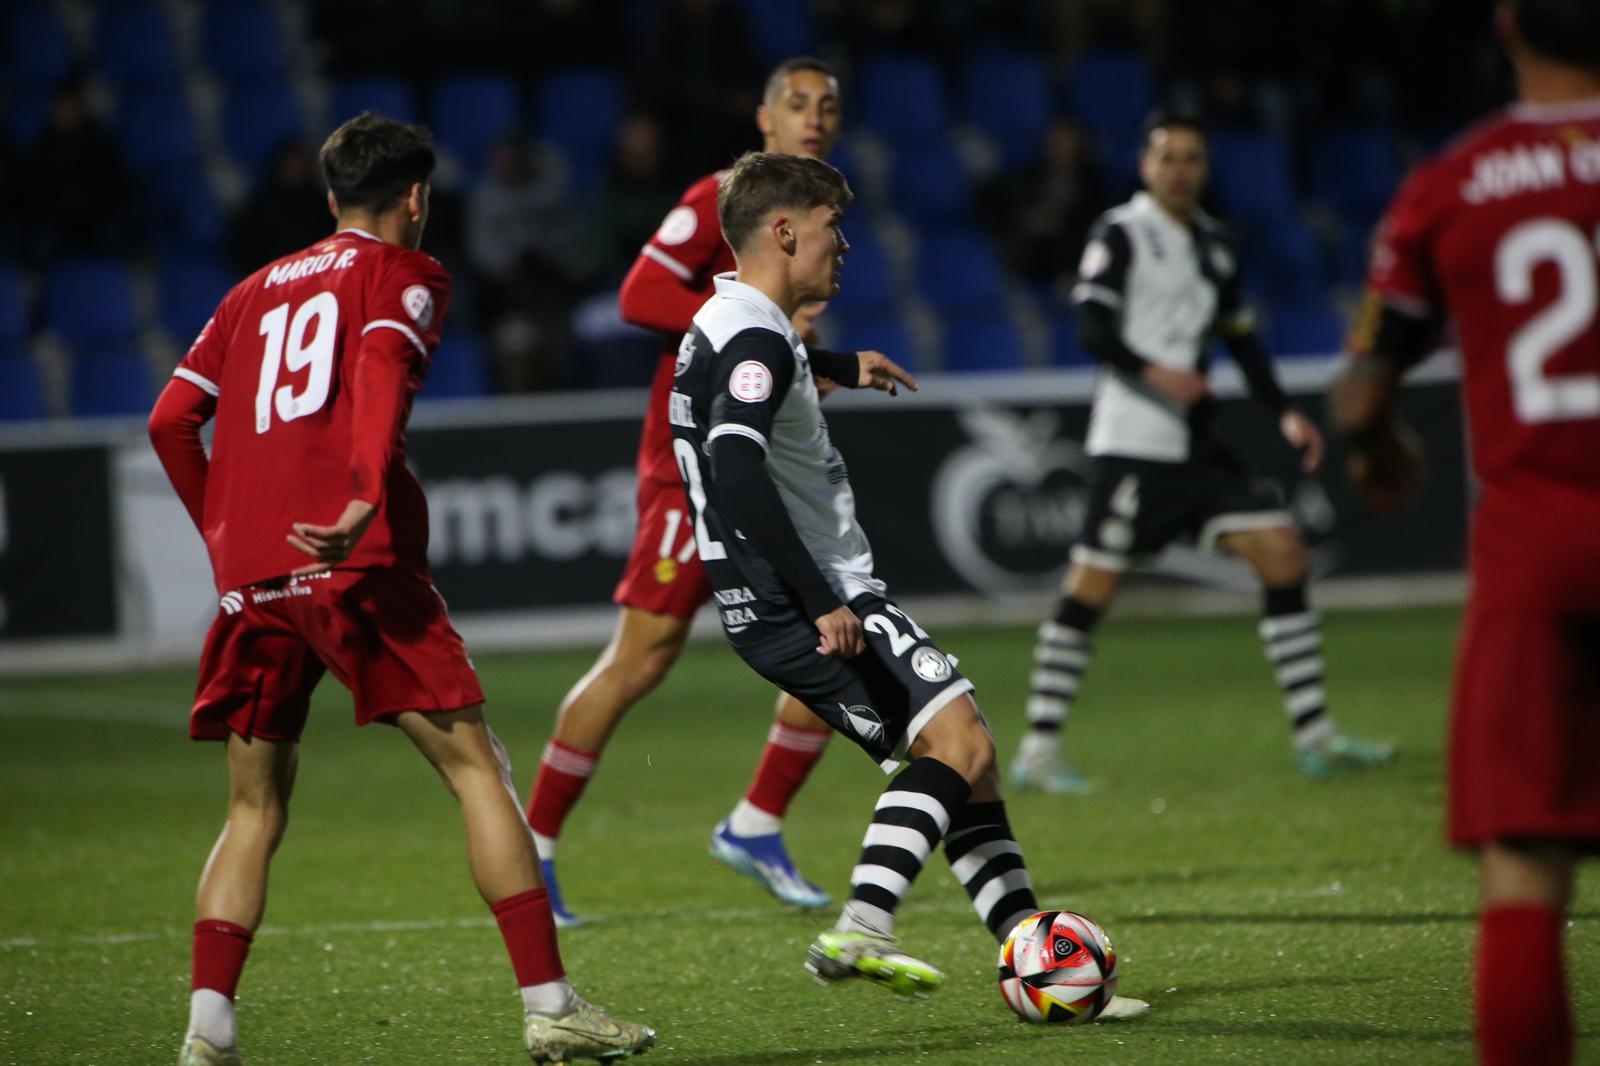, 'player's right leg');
525,604,692,925
398,706,656,1062
1476,839,1575,1066
1011,559,1122,795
